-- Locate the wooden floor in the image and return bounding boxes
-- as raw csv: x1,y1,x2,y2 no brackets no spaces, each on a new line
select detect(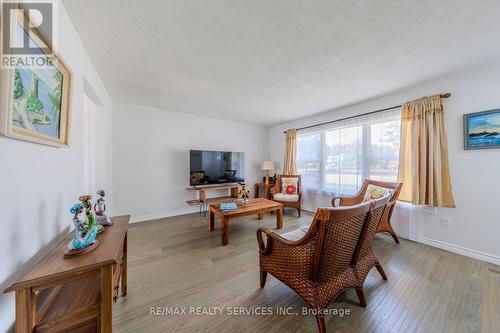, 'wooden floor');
114,210,500,333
